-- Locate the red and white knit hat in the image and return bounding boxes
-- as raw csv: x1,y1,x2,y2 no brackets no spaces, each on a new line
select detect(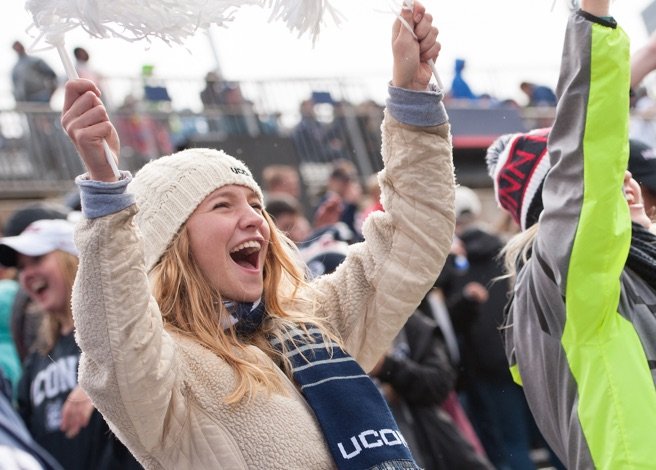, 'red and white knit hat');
485,128,551,231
